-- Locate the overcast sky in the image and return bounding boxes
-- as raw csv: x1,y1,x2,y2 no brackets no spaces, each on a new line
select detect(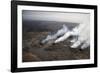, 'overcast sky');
22,10,90,24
